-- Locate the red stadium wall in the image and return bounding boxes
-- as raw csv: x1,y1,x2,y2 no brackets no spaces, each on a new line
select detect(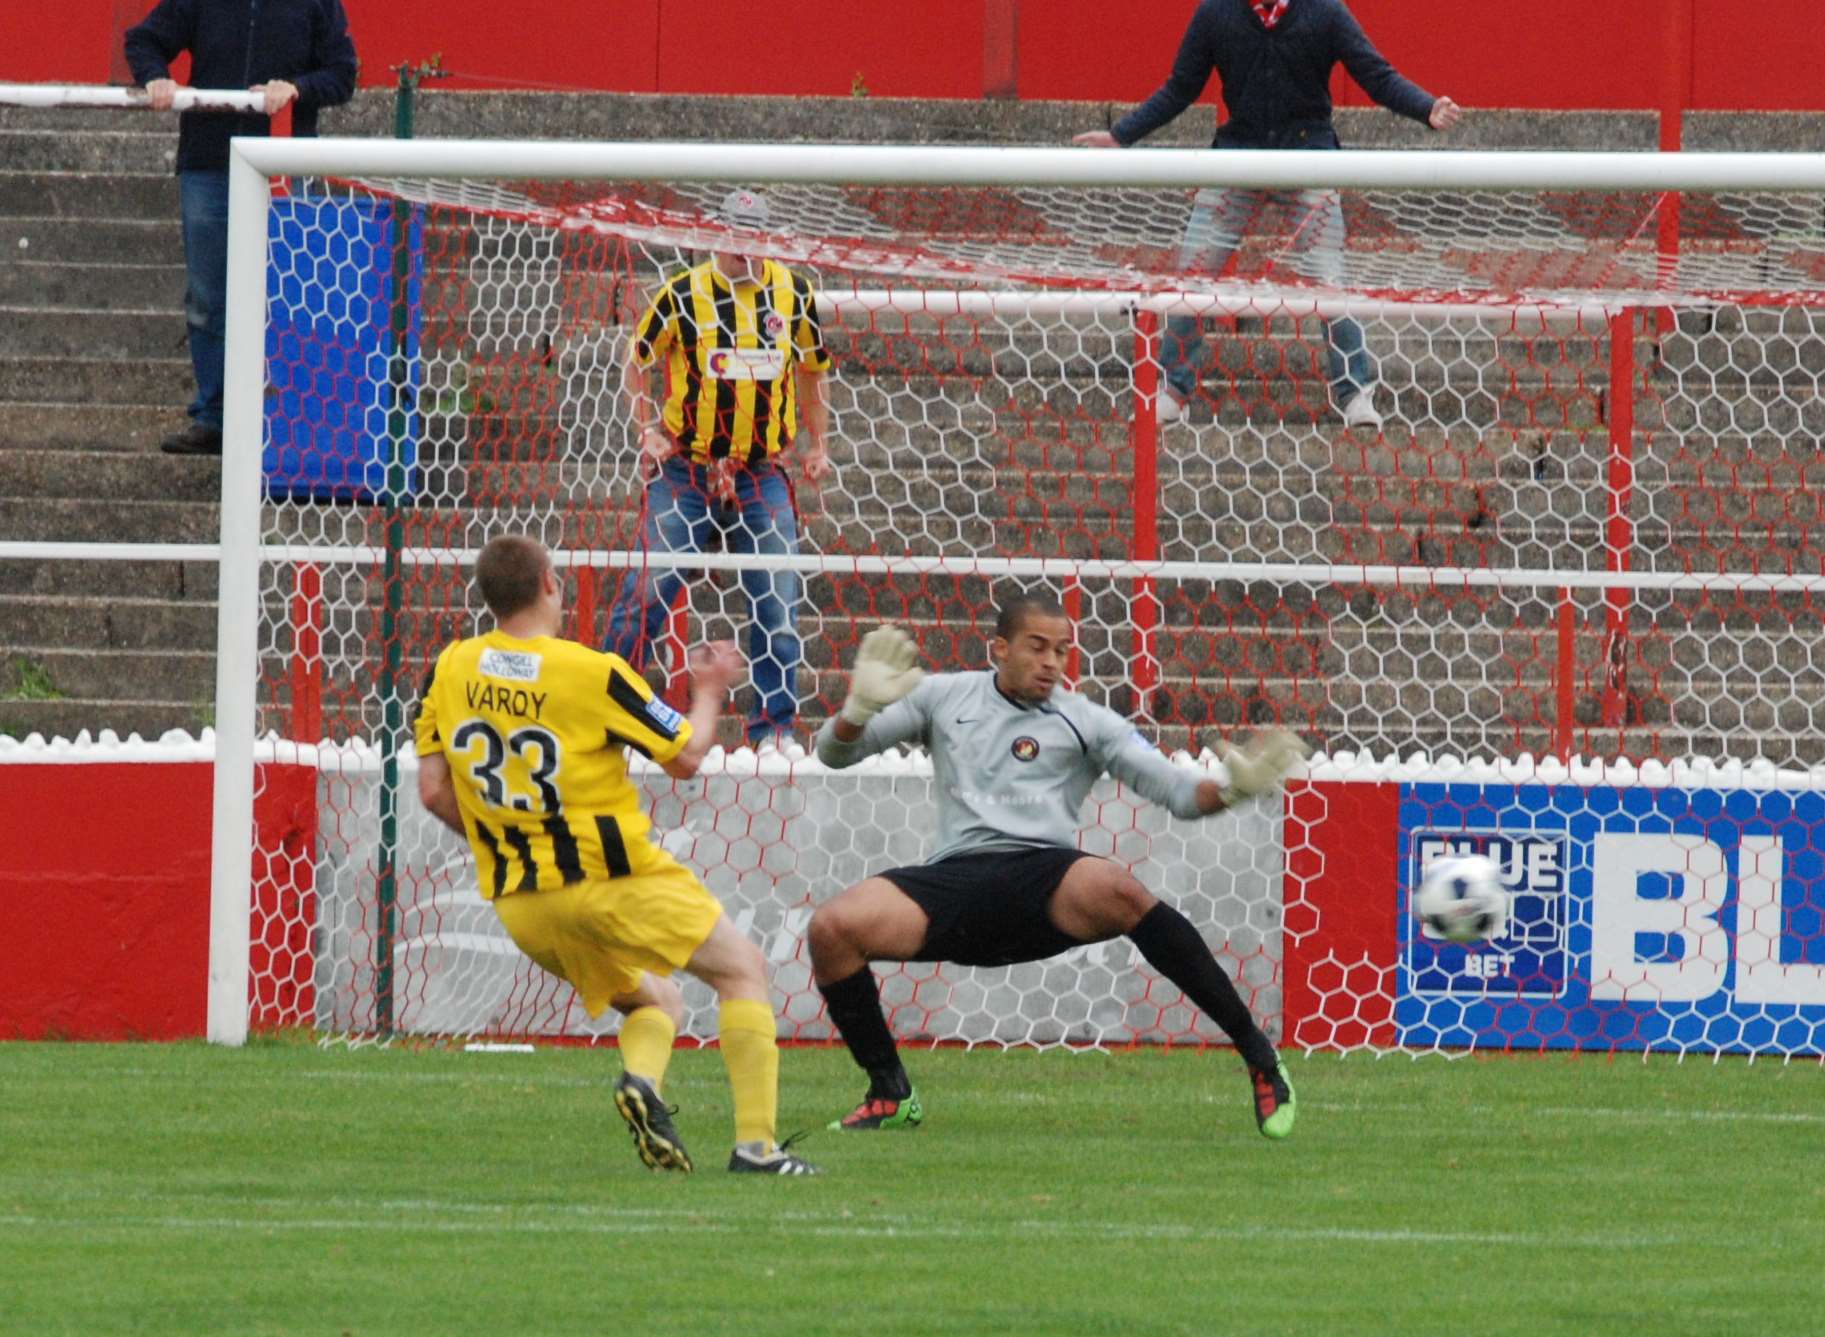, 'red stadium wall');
6,0,1823,111
1280,781,1401,1050
0,762,318,1041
